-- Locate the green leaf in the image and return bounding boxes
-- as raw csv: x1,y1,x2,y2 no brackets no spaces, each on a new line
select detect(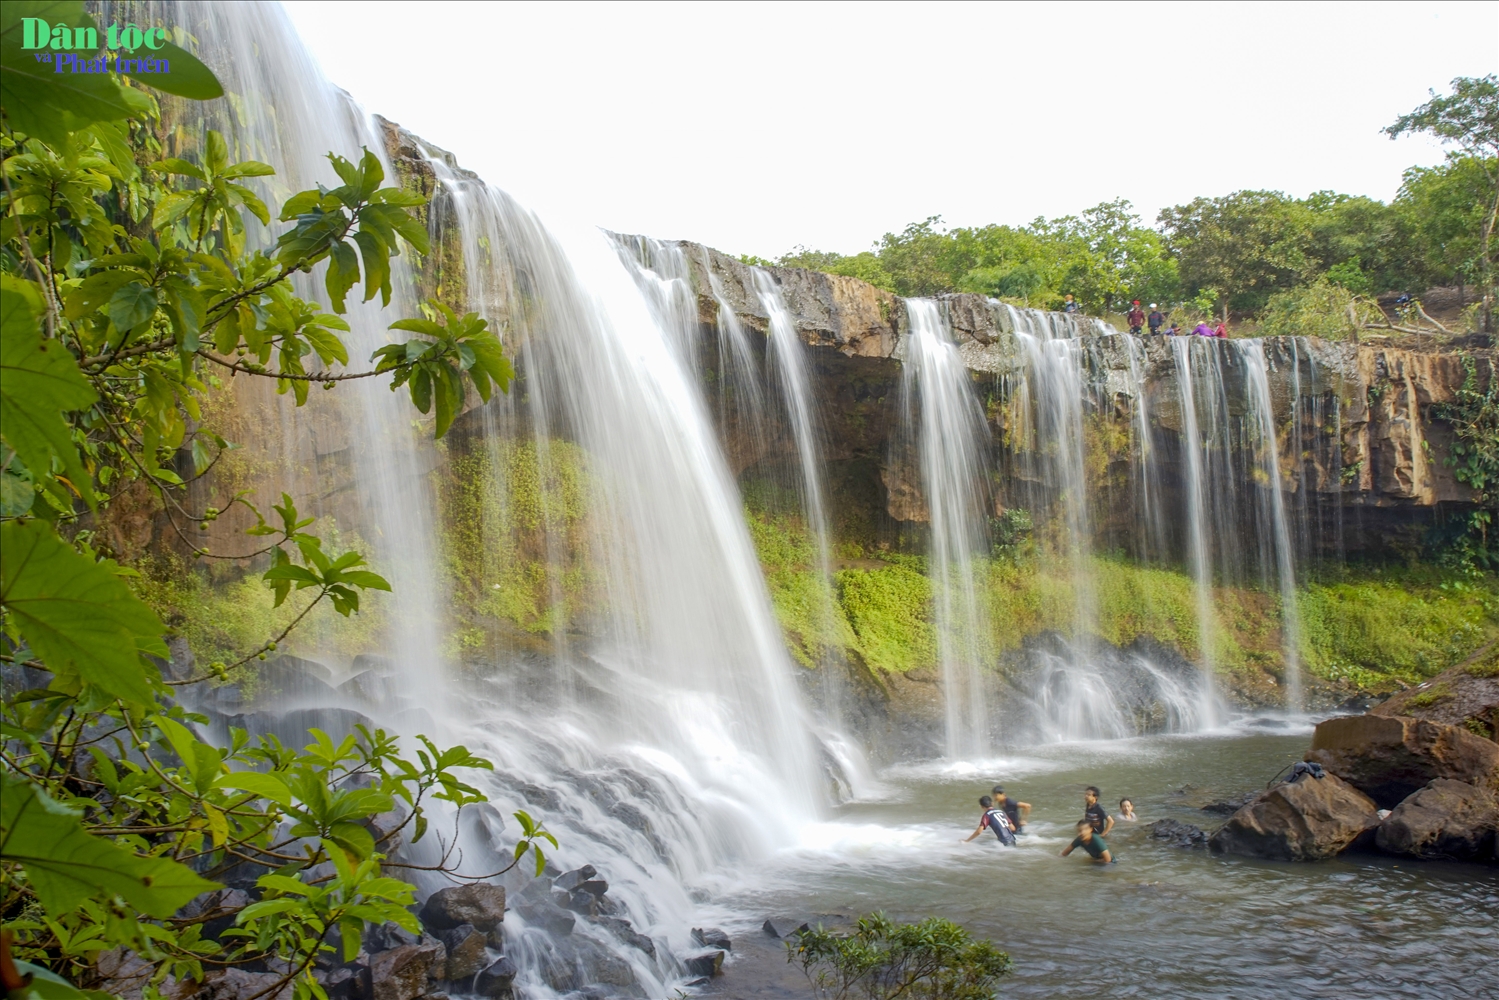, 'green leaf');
0,771,219,918
12,960,117,1000
106,281,158,332
324,240,359,314
327,821,375,860
132,38,224,100
214,771,292,808
63,270,137,320
0,520,164,704
0,275,98,505
151,158,206,180
0,2,152,146
204,130,228,175
351,230,390,306
223,161,276,179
